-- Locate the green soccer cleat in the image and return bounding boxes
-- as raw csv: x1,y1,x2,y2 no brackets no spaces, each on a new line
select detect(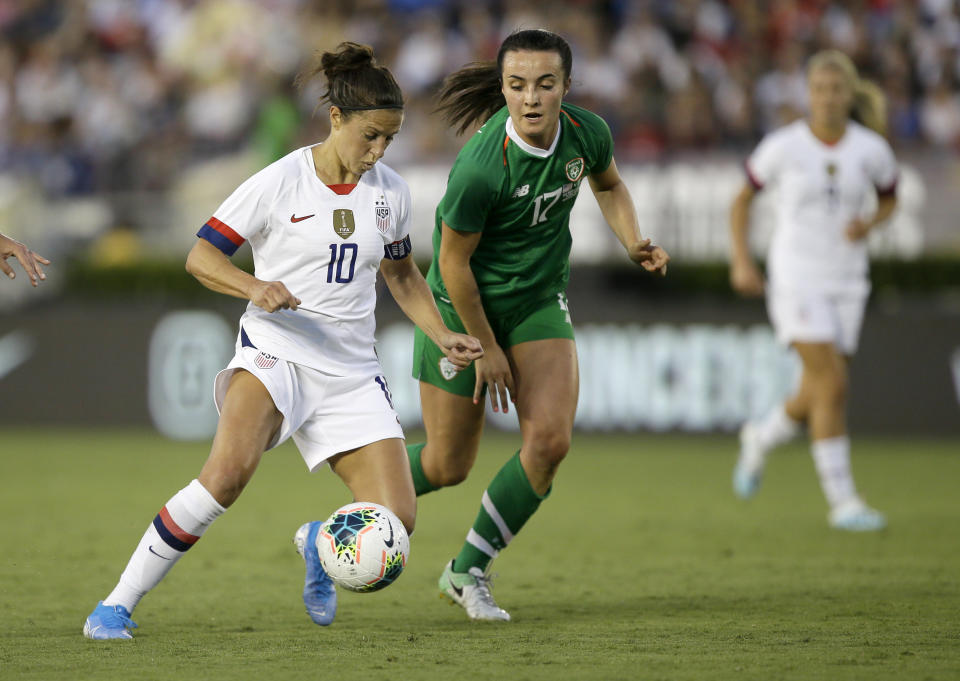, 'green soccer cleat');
438,560,511,622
